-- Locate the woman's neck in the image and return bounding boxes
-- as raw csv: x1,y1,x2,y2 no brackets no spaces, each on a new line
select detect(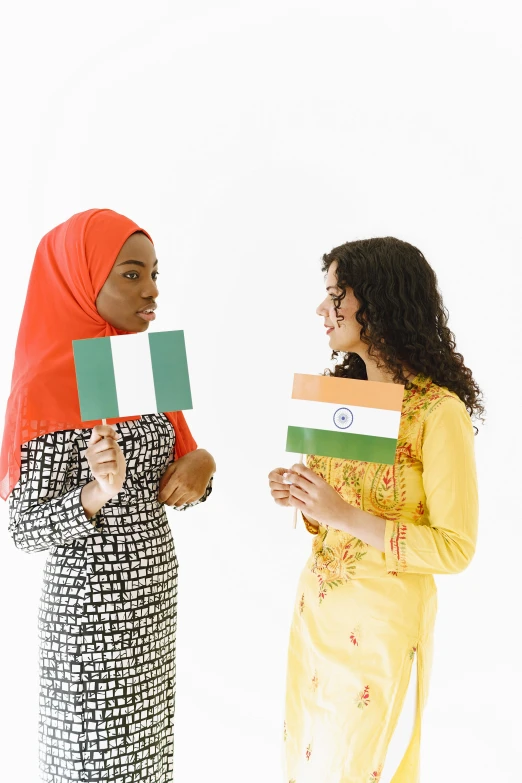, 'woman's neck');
364,359,415,384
